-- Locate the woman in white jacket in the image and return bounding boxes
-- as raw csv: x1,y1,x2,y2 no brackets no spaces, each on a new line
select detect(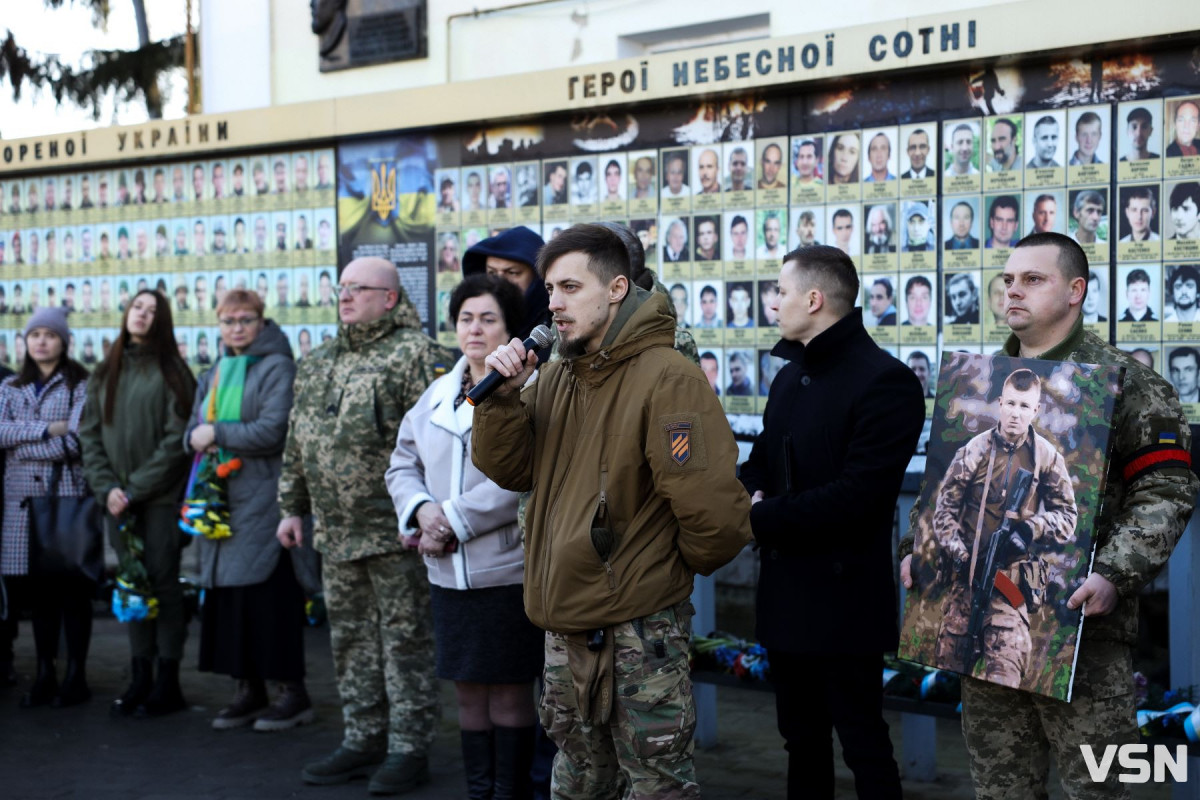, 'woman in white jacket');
386,274,542,800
